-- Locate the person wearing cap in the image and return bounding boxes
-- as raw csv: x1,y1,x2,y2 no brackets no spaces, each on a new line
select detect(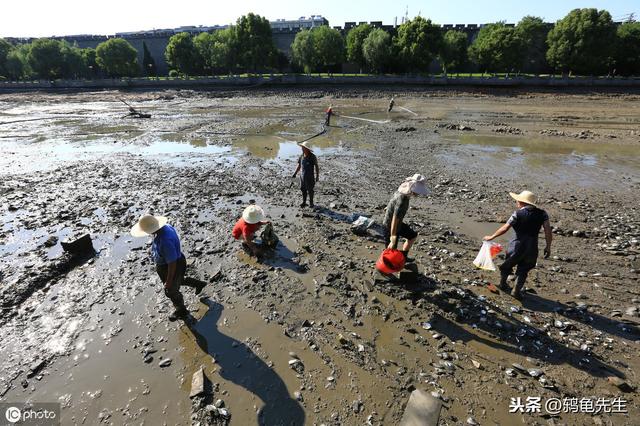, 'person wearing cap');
232,205,270,256
131,214,206,321
483,190,552,300
325,104,334,127
382,174,430,262
292,141,319,208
